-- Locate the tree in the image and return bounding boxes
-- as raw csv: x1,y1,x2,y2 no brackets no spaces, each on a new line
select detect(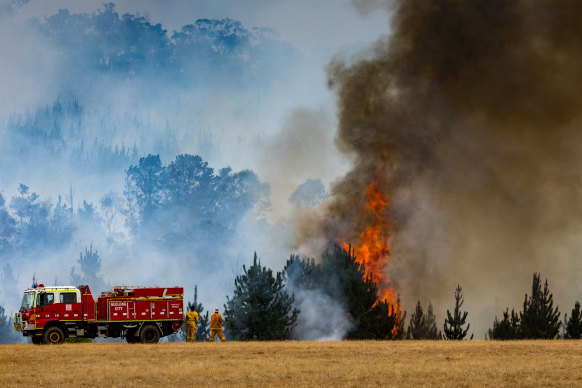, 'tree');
289,179,329,208
166,154,214,208
167,285,210,342
425,303,441,340
10,183,53,248
407,300,440,340
225,252,299,340
443,285,472,340
519,273,561,339
192,286,211,342
0,304,21,344
487,308,520,340
564,301,582,339
125,154,167,225
70,245,107,292
100,192,121,243
283,246,403,340
0,194,17,253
